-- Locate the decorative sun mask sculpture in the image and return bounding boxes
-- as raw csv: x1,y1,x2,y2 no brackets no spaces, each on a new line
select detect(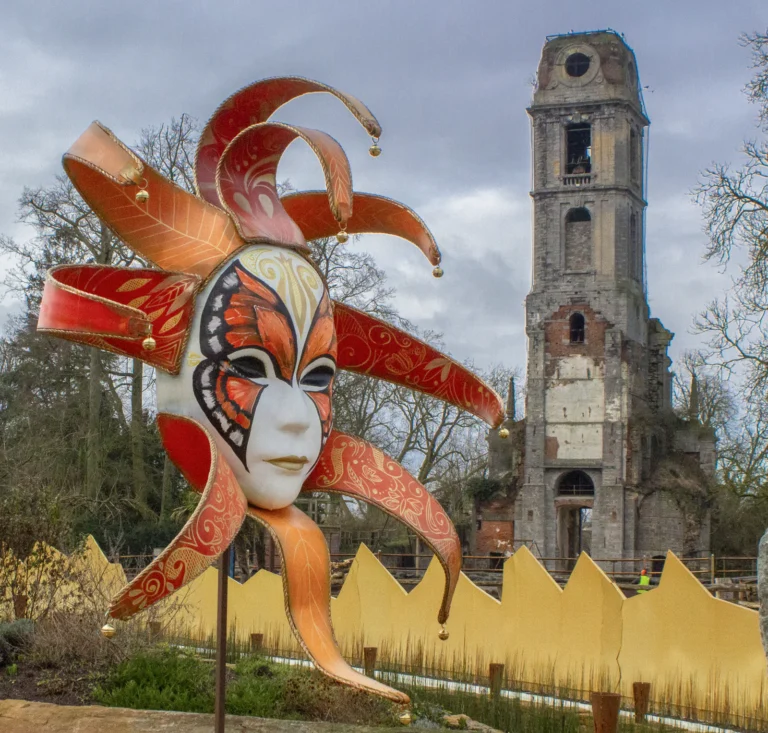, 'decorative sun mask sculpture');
37,78,505,703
